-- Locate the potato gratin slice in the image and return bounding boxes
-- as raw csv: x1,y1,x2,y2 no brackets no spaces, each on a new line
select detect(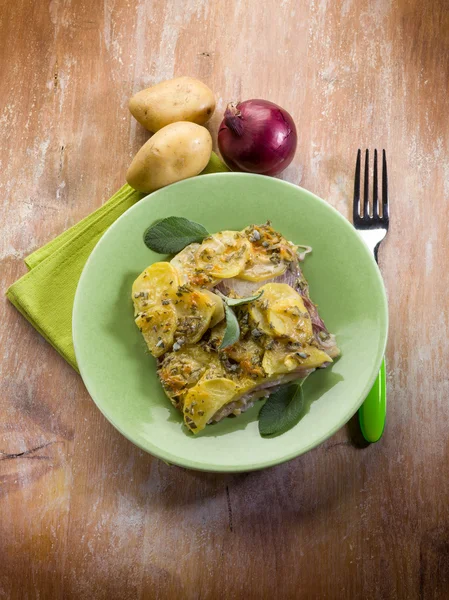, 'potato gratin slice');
132,223,339,433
